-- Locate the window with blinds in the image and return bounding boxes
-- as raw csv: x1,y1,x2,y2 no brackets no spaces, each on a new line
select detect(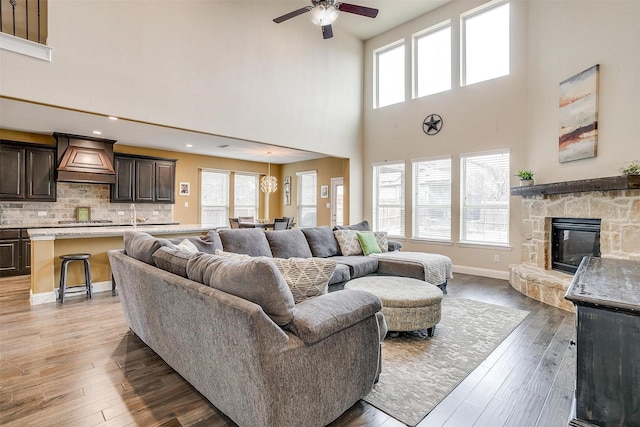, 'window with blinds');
297,171,317,227
460,150,510,245
412,157,451,241
200,169,229,227
234,173,258,218
373,162,405,237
